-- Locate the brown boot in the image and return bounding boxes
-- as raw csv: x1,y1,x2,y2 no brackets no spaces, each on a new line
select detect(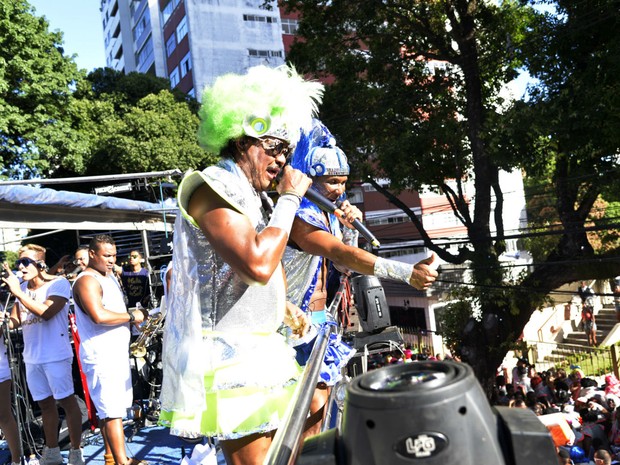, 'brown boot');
104,454,114,465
